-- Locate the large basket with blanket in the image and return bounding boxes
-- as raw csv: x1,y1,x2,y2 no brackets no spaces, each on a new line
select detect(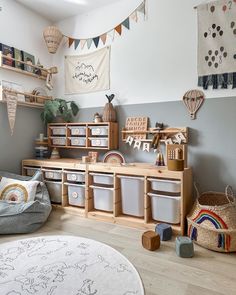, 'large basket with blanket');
187,185,236,253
